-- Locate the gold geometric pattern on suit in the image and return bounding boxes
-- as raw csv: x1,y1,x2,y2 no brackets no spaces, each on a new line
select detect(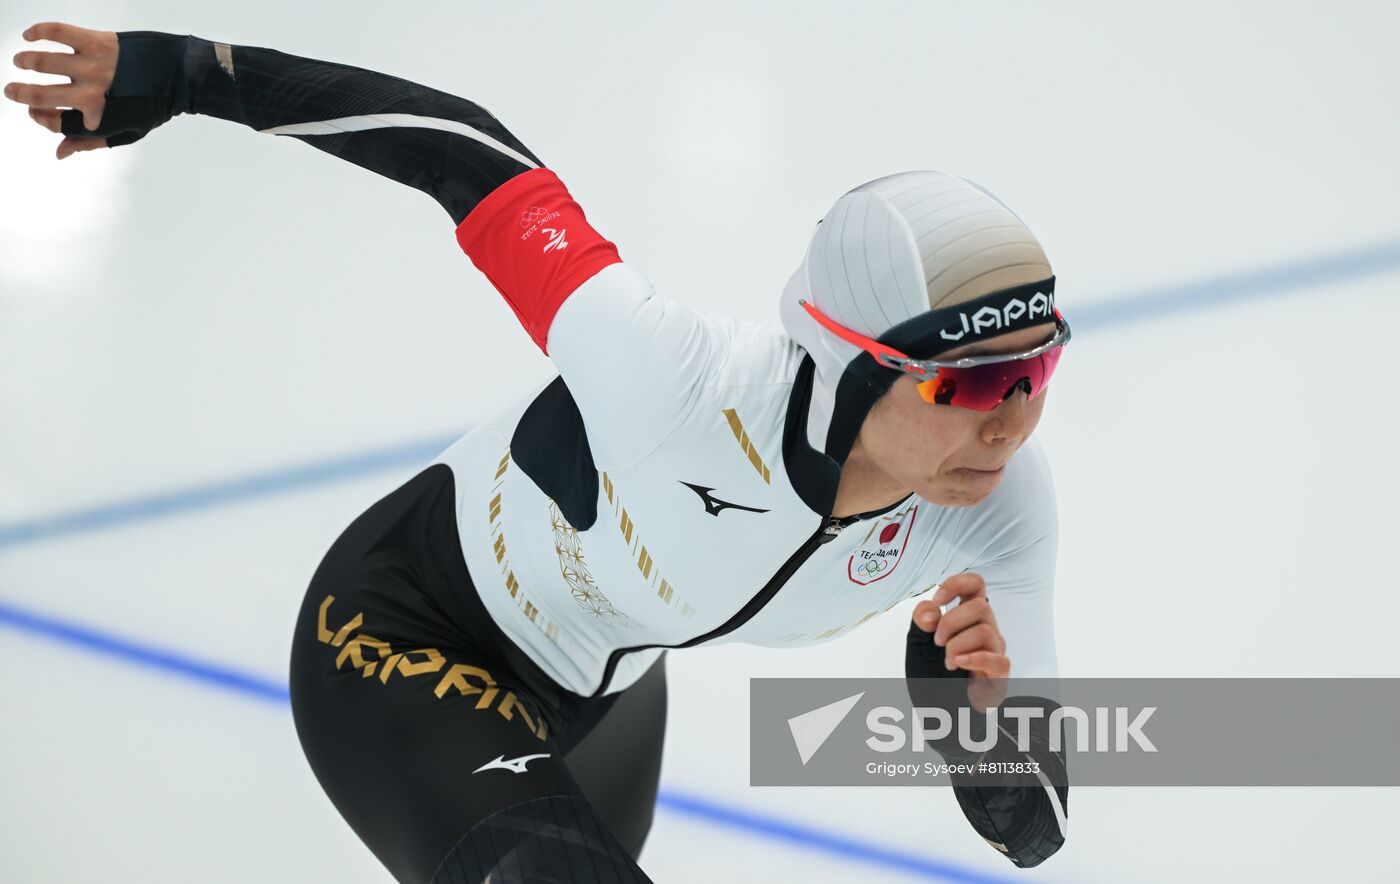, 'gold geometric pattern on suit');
547,498,638,628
